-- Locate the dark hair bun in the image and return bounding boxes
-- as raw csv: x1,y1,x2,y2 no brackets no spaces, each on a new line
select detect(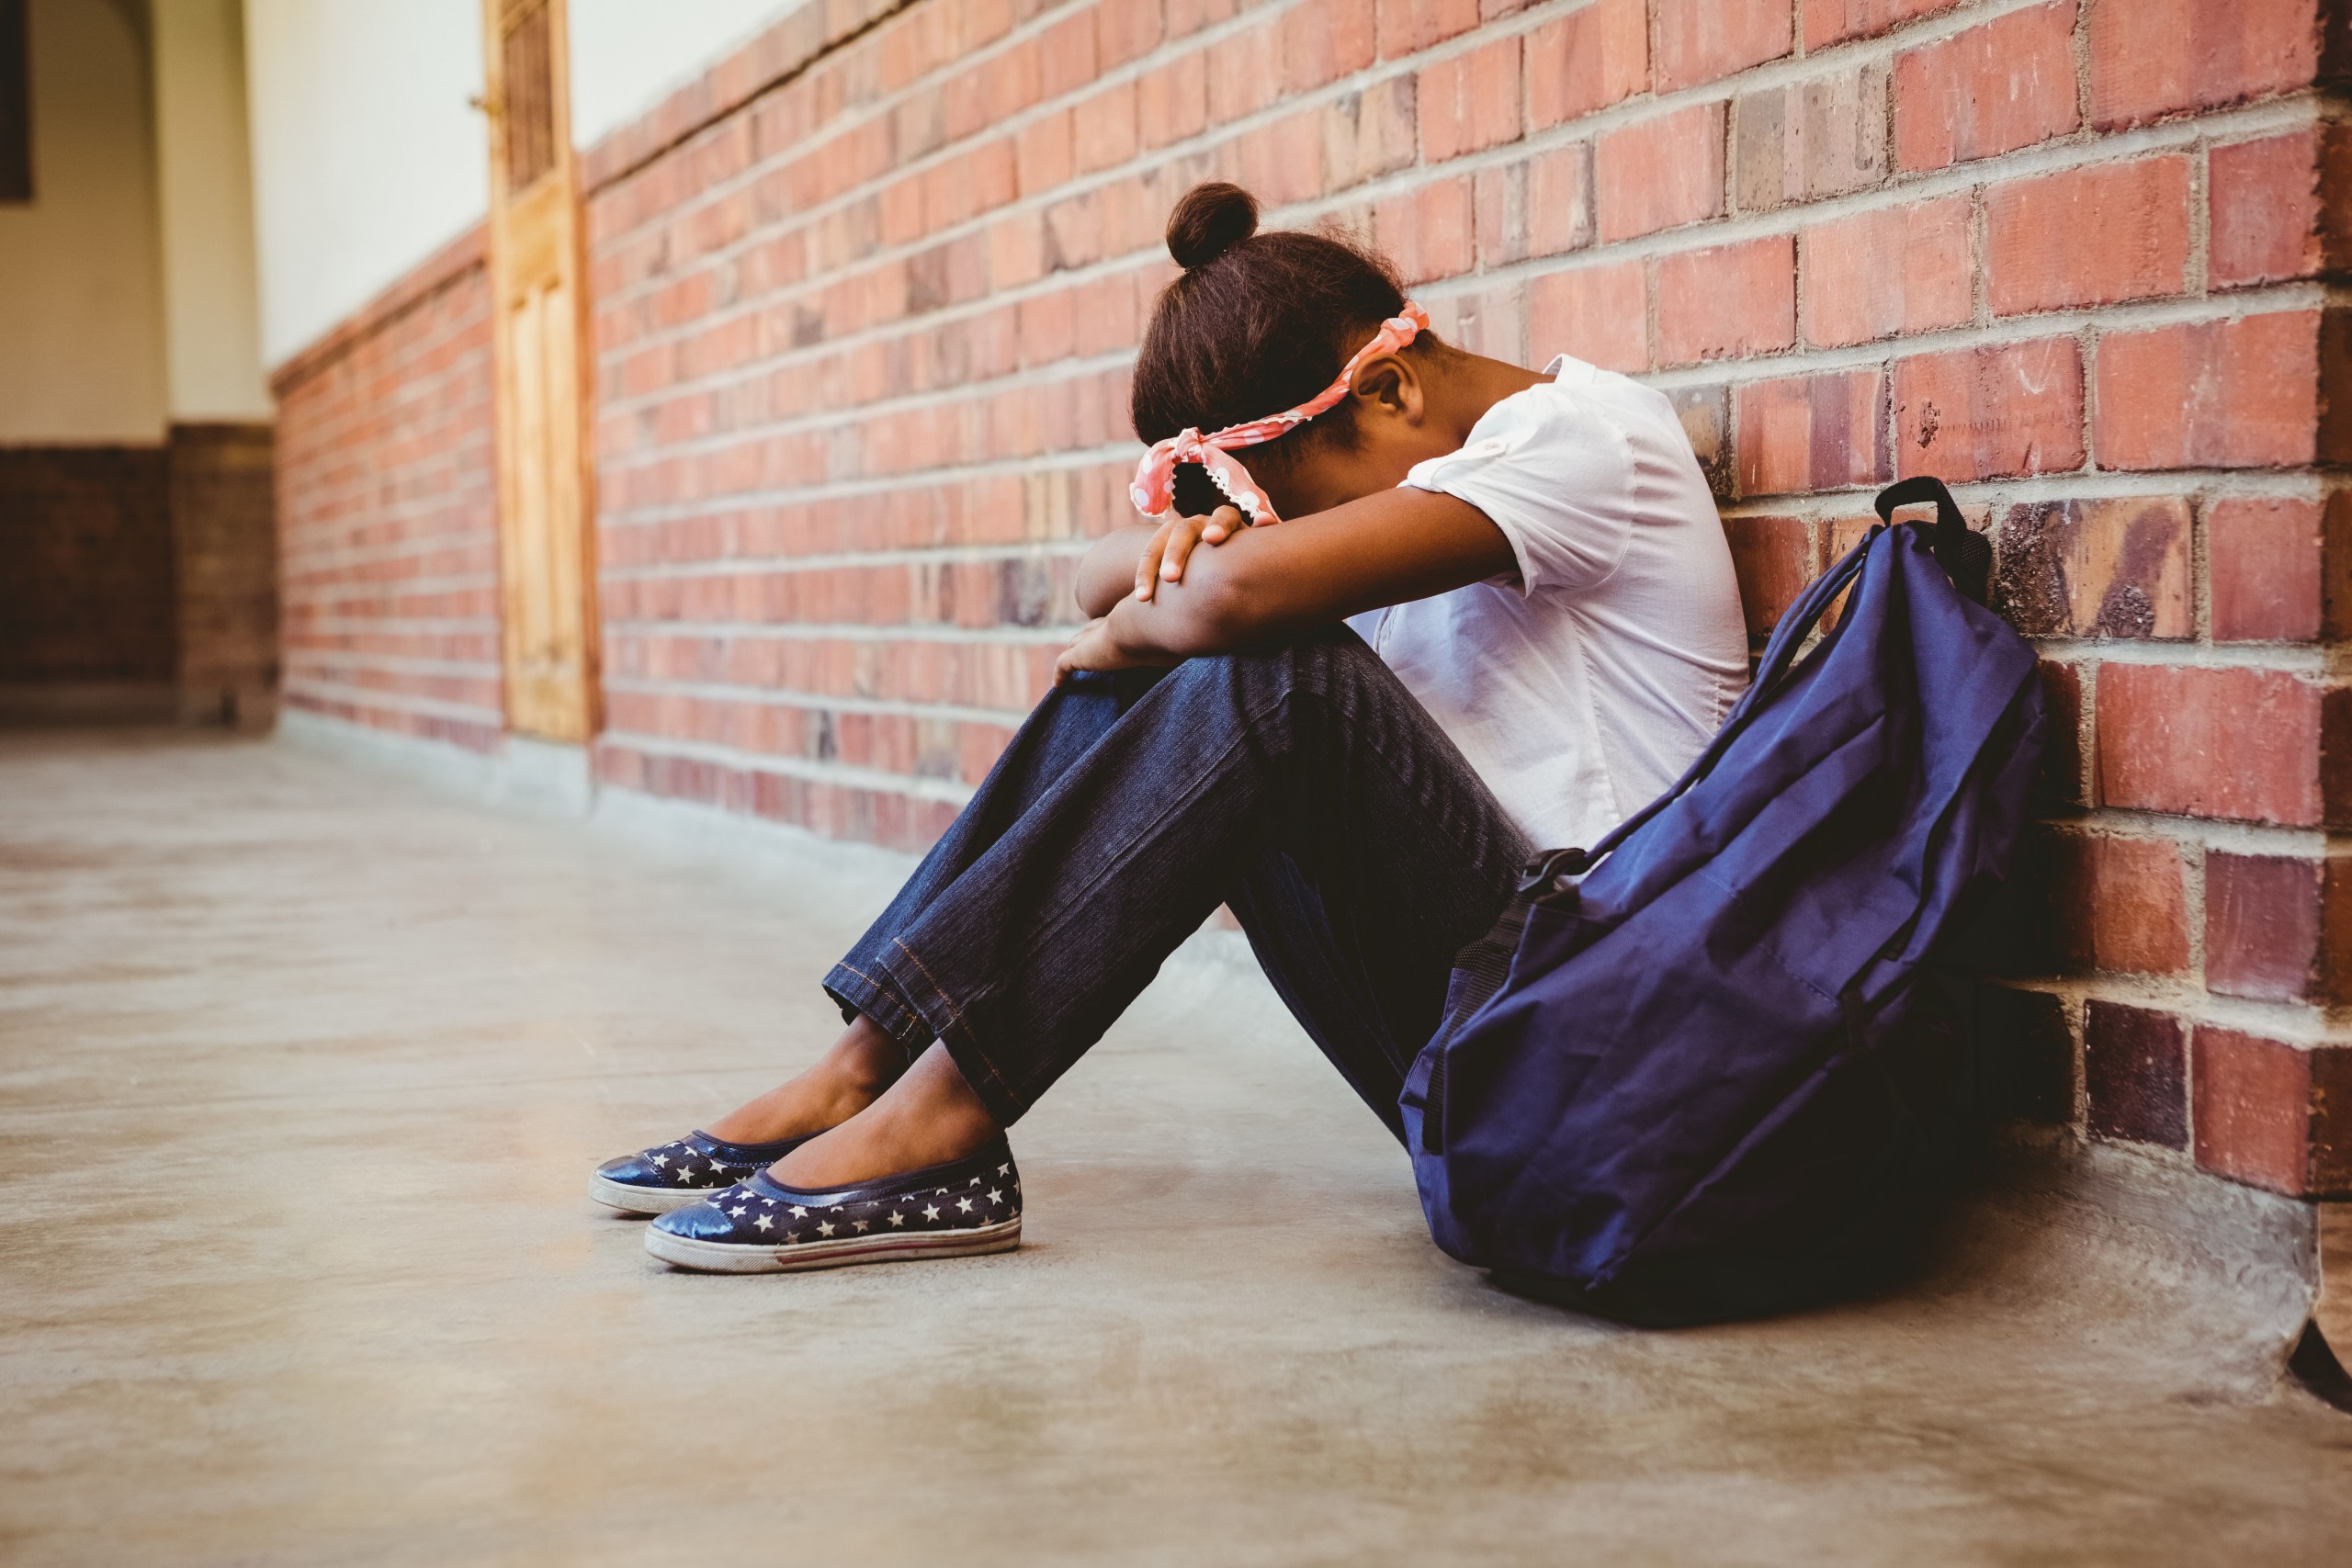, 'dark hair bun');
1166,182,1259,270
